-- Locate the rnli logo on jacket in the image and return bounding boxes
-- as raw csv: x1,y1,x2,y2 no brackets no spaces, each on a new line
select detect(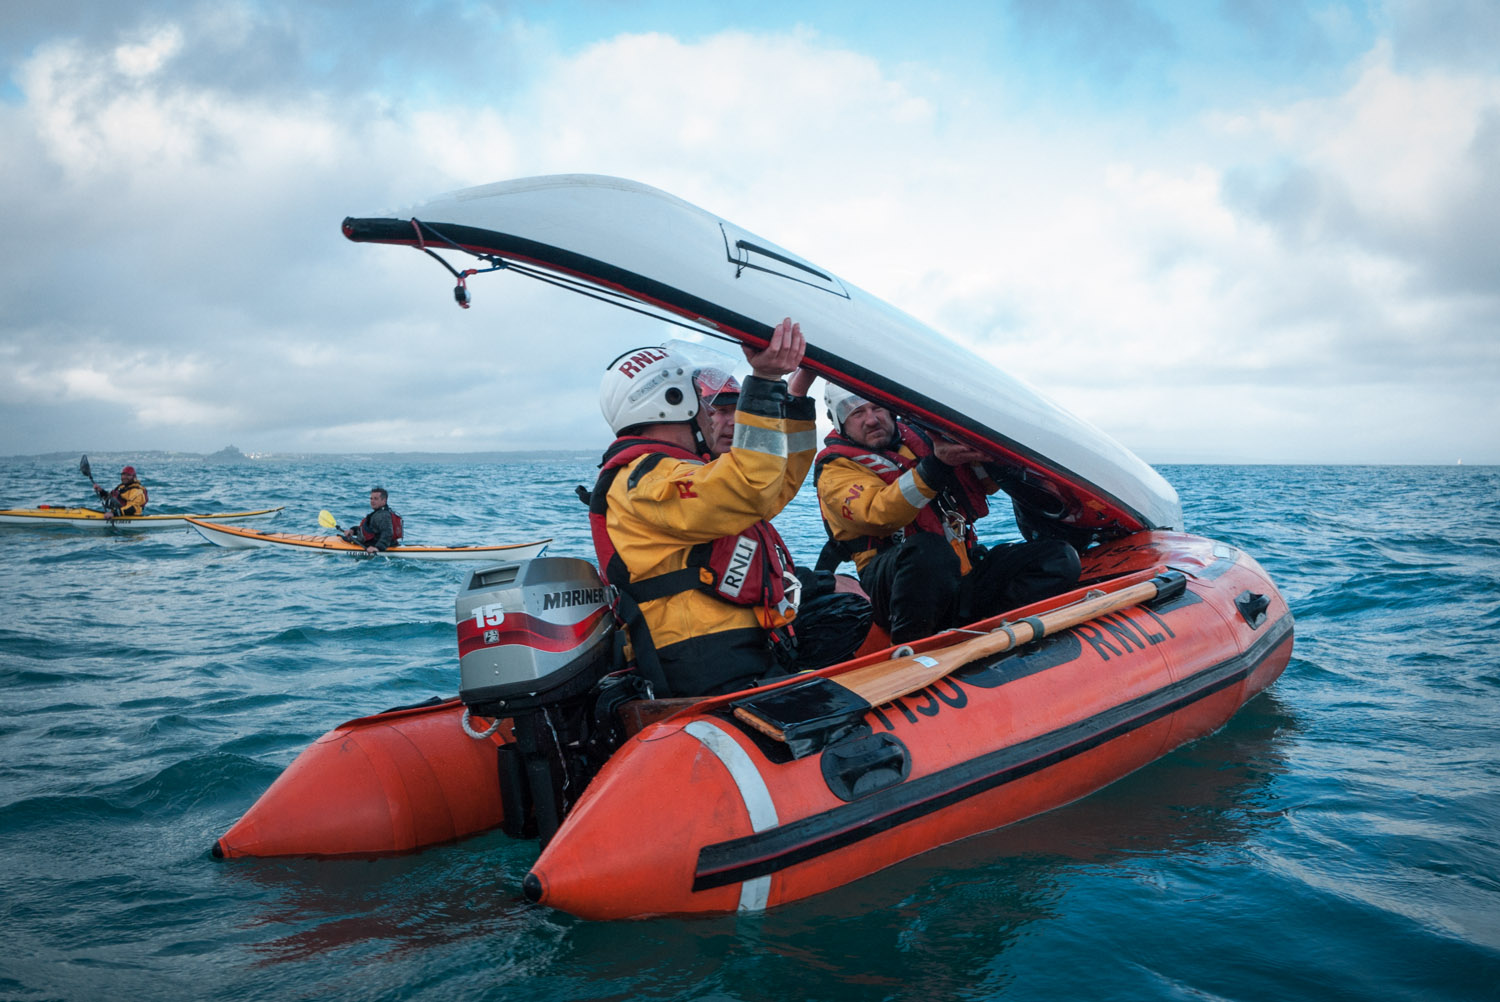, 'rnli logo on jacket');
718,536,759,599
